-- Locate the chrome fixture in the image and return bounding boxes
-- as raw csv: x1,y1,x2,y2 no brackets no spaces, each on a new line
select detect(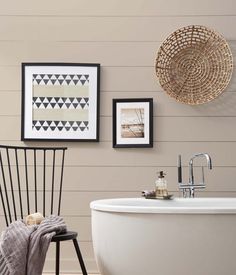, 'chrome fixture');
178,153,212,198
